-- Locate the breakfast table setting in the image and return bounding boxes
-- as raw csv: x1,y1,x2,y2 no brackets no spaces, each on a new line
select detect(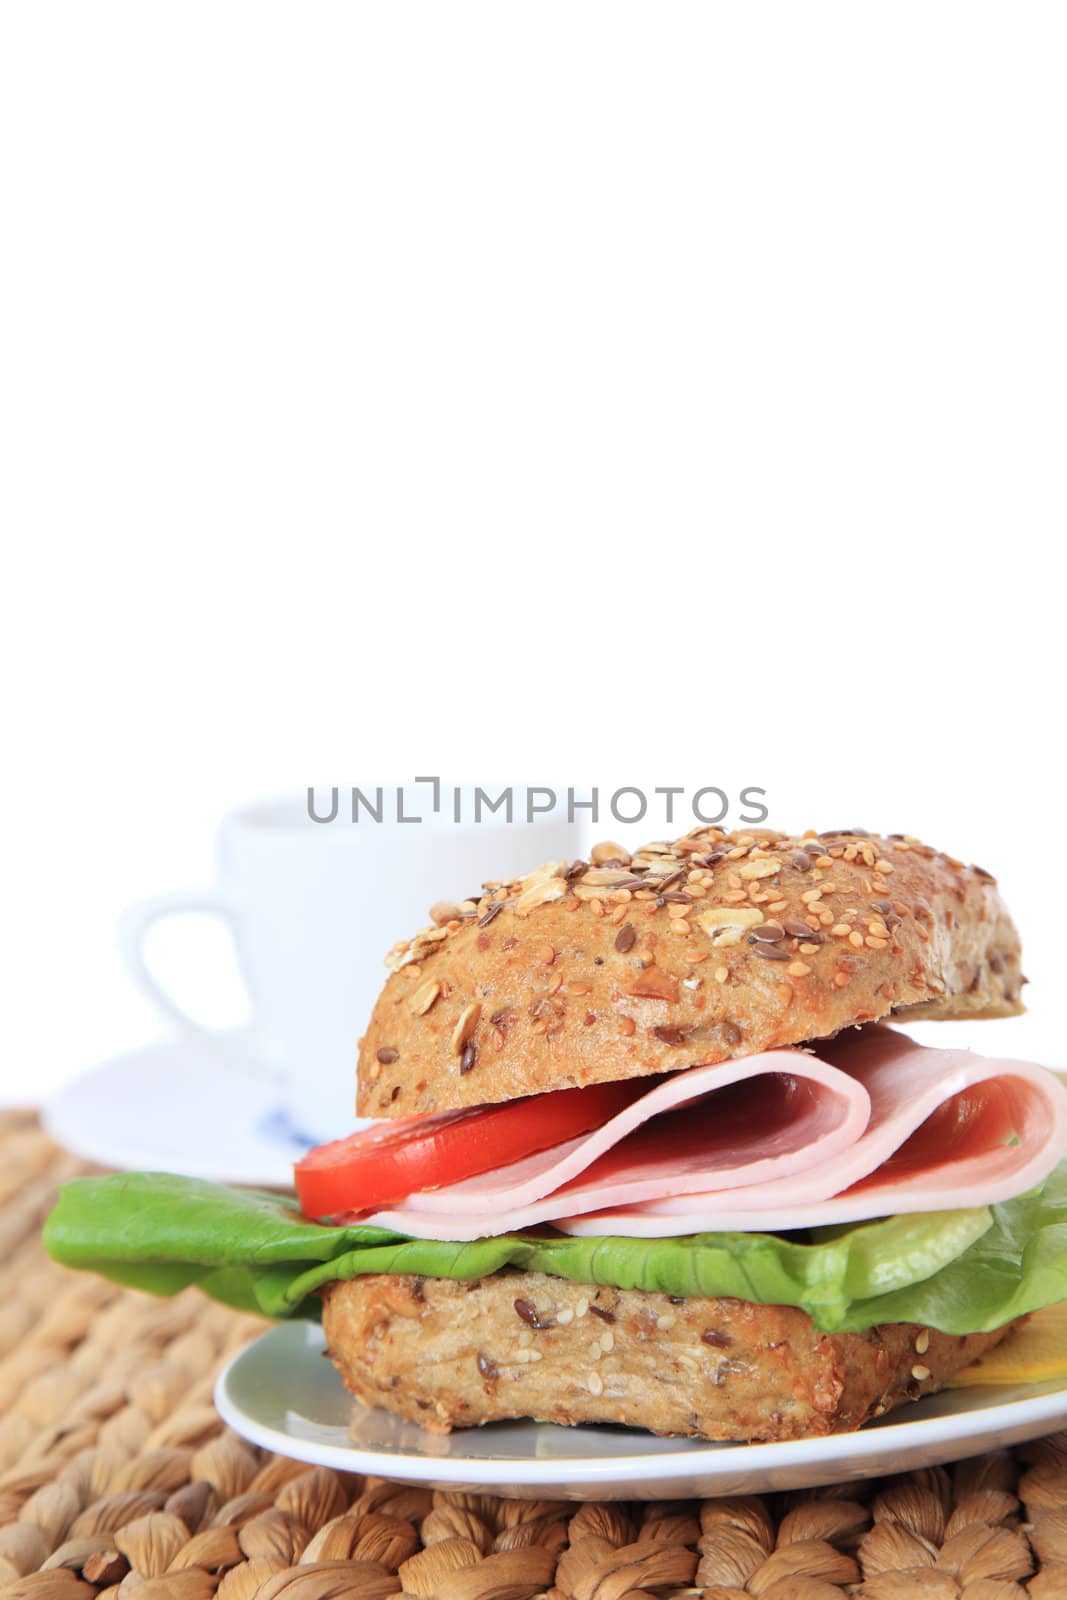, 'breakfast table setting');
10,801,1067,1600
